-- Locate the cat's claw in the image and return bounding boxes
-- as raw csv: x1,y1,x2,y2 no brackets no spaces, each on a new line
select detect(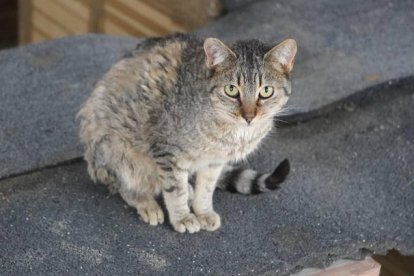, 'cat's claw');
137,201,164,226
171,214,201,233
197,211,221,231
